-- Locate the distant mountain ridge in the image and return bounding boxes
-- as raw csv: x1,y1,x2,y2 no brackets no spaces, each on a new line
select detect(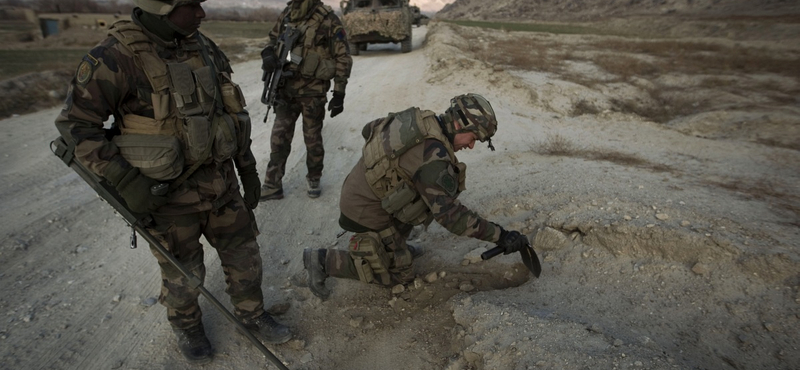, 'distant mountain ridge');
203,0,288,9
437,0,800,21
